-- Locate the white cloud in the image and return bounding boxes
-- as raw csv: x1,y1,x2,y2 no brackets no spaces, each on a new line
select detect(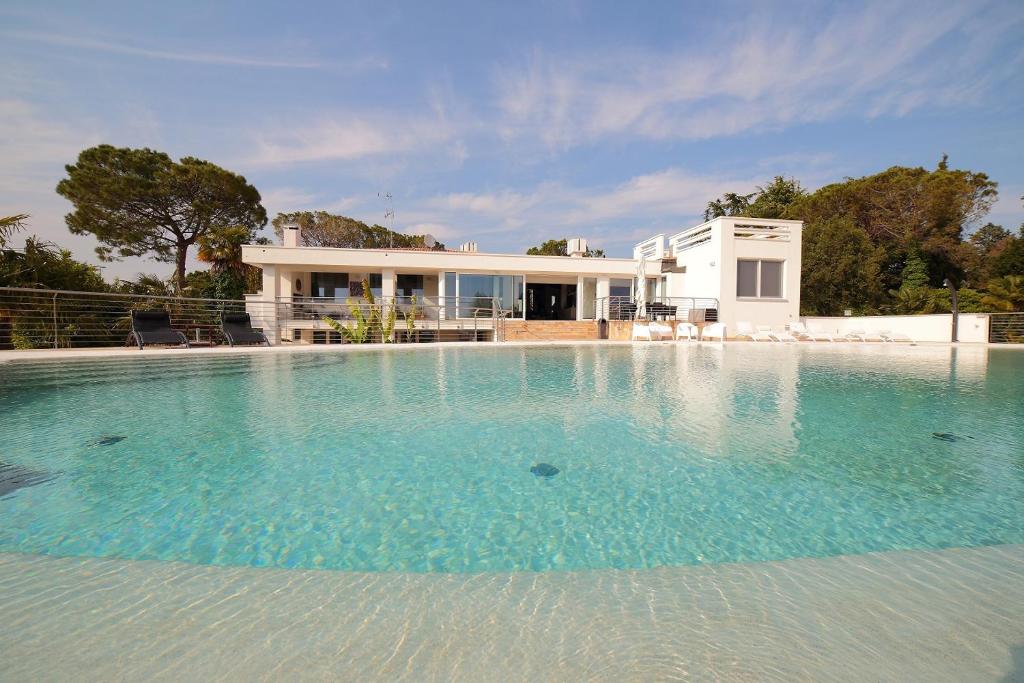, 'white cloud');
248,113,459,166
0,99,100,187
400,167,763,255
493,1,1020,149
